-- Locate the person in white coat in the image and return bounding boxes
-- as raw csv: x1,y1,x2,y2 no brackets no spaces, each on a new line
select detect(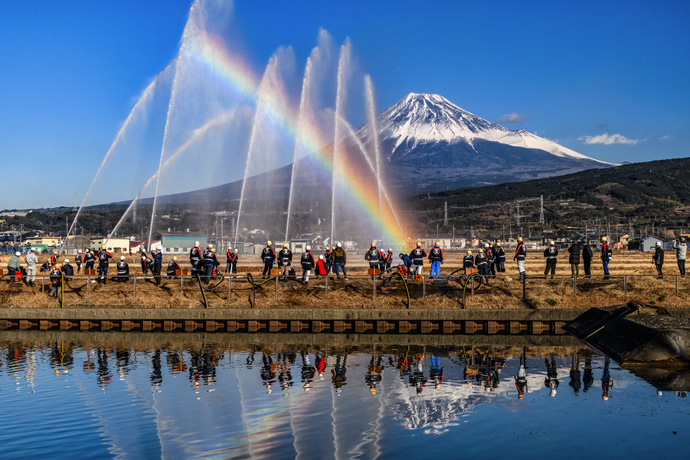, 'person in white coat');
25,248,38,287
